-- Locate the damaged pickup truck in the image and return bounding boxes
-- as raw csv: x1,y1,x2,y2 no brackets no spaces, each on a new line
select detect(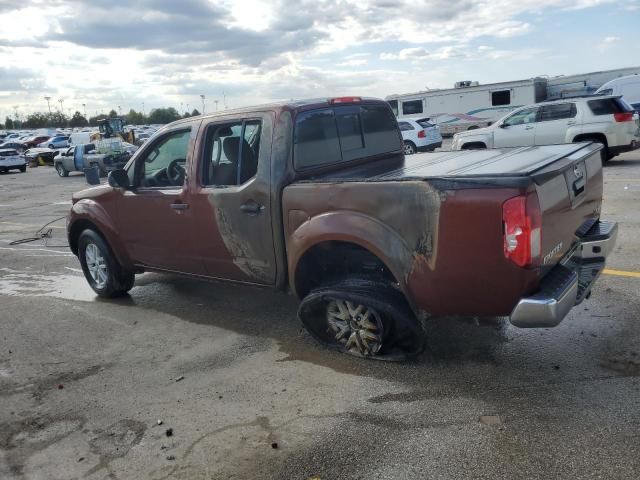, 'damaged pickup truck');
67,97,617,359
